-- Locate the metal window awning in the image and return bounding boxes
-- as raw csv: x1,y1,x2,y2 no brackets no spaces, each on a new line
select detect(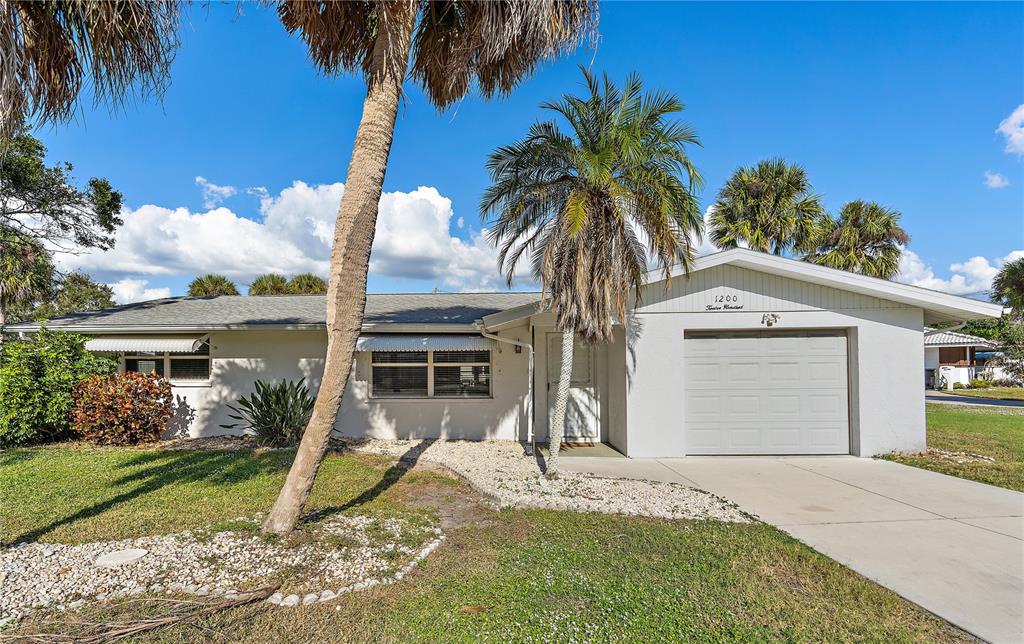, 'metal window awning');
84,336,207,353
355,334,494,352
